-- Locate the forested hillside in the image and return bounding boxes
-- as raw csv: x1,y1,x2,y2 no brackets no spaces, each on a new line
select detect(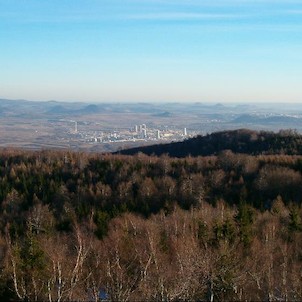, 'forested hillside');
118,129,302,157
0,148,302,300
